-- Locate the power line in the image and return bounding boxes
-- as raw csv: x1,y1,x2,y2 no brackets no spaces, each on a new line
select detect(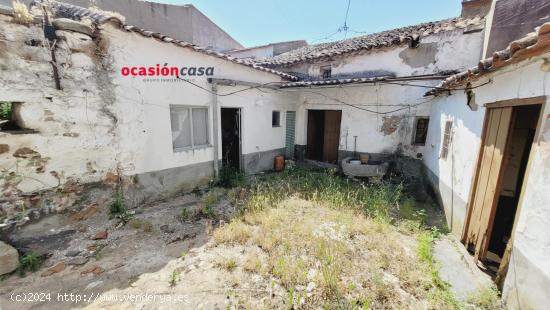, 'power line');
309,0,353,43
298,88,435,115
341,0,352,38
